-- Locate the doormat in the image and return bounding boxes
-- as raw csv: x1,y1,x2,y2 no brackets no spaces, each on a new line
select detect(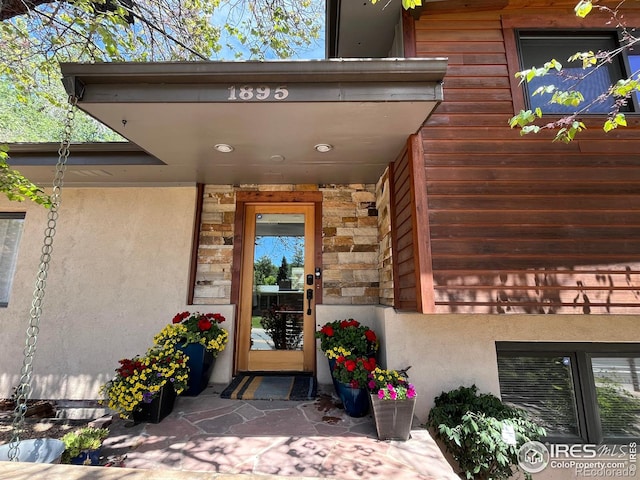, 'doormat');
220,373,317,401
